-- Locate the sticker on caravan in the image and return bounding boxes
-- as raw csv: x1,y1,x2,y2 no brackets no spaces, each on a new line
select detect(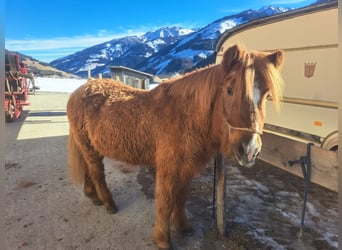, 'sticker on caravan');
304,62,316,78
314,120,323,127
